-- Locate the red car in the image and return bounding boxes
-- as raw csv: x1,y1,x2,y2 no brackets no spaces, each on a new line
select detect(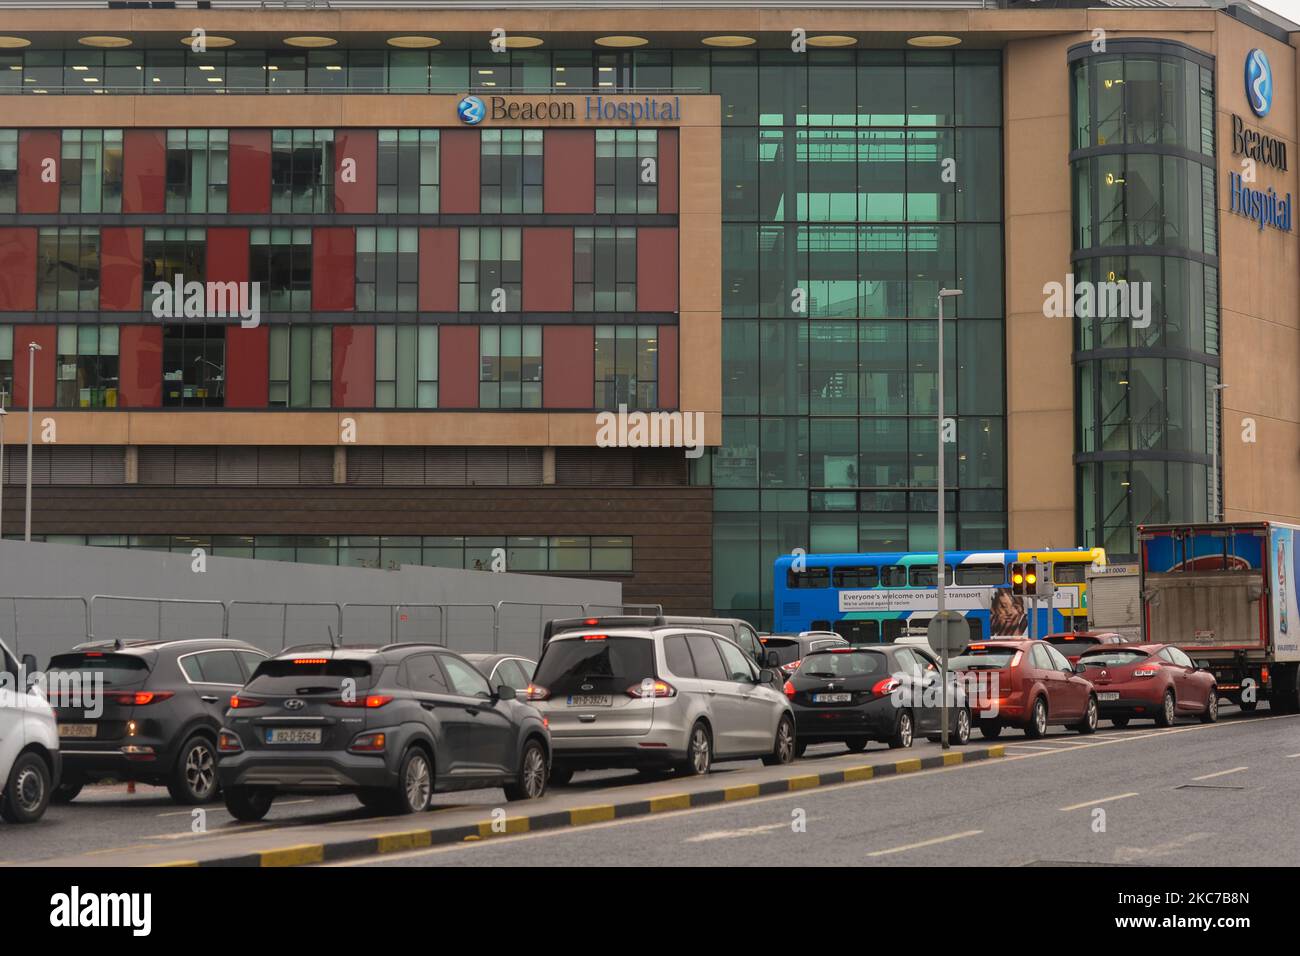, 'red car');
1075,643,1218,727
1043,631,1126,665
950,640,1098,739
